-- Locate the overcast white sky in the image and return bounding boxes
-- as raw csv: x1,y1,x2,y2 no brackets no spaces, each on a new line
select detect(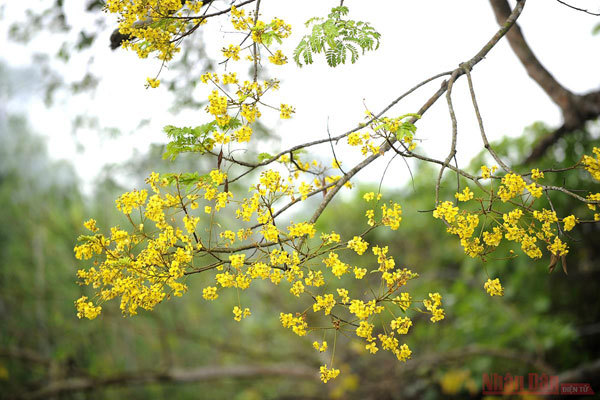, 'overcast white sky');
1,0,599,192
